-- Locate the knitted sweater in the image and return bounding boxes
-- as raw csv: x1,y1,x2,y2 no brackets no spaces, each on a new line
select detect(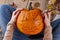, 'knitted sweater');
3,22,52,40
